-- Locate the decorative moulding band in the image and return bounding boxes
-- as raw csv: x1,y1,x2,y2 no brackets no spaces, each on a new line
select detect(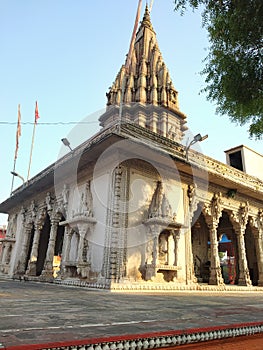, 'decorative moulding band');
2,321,263,350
